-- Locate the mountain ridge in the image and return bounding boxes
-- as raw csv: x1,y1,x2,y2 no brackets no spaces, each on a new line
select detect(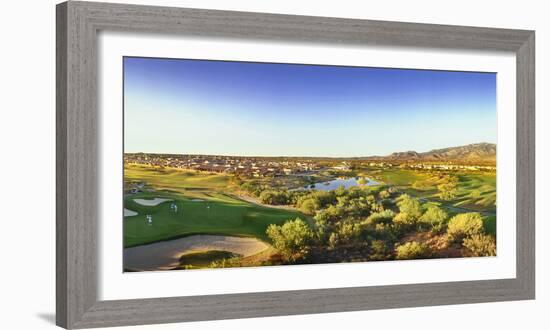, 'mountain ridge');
365,142,496,163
